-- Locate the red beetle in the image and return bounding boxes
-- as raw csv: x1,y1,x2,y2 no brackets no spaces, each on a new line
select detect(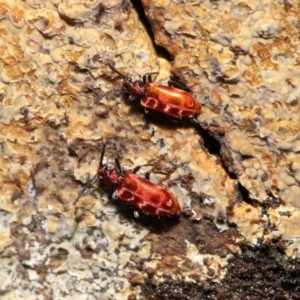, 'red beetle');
96,63,201,119
75,144,181,217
